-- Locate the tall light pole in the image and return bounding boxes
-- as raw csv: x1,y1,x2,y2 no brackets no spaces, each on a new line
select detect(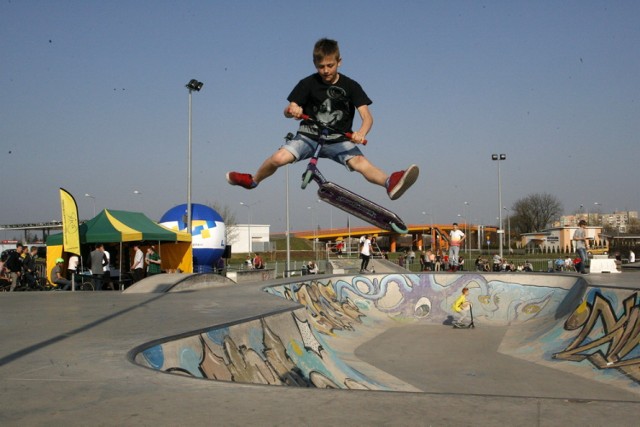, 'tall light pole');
307,205,316,259
84,193,96,217
133,190,143,212
240,201,256,255
594,202,603,227
422,211,433,251
186,79,203,235
491,154,506,259
463,201,470,252
504,206,511,253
